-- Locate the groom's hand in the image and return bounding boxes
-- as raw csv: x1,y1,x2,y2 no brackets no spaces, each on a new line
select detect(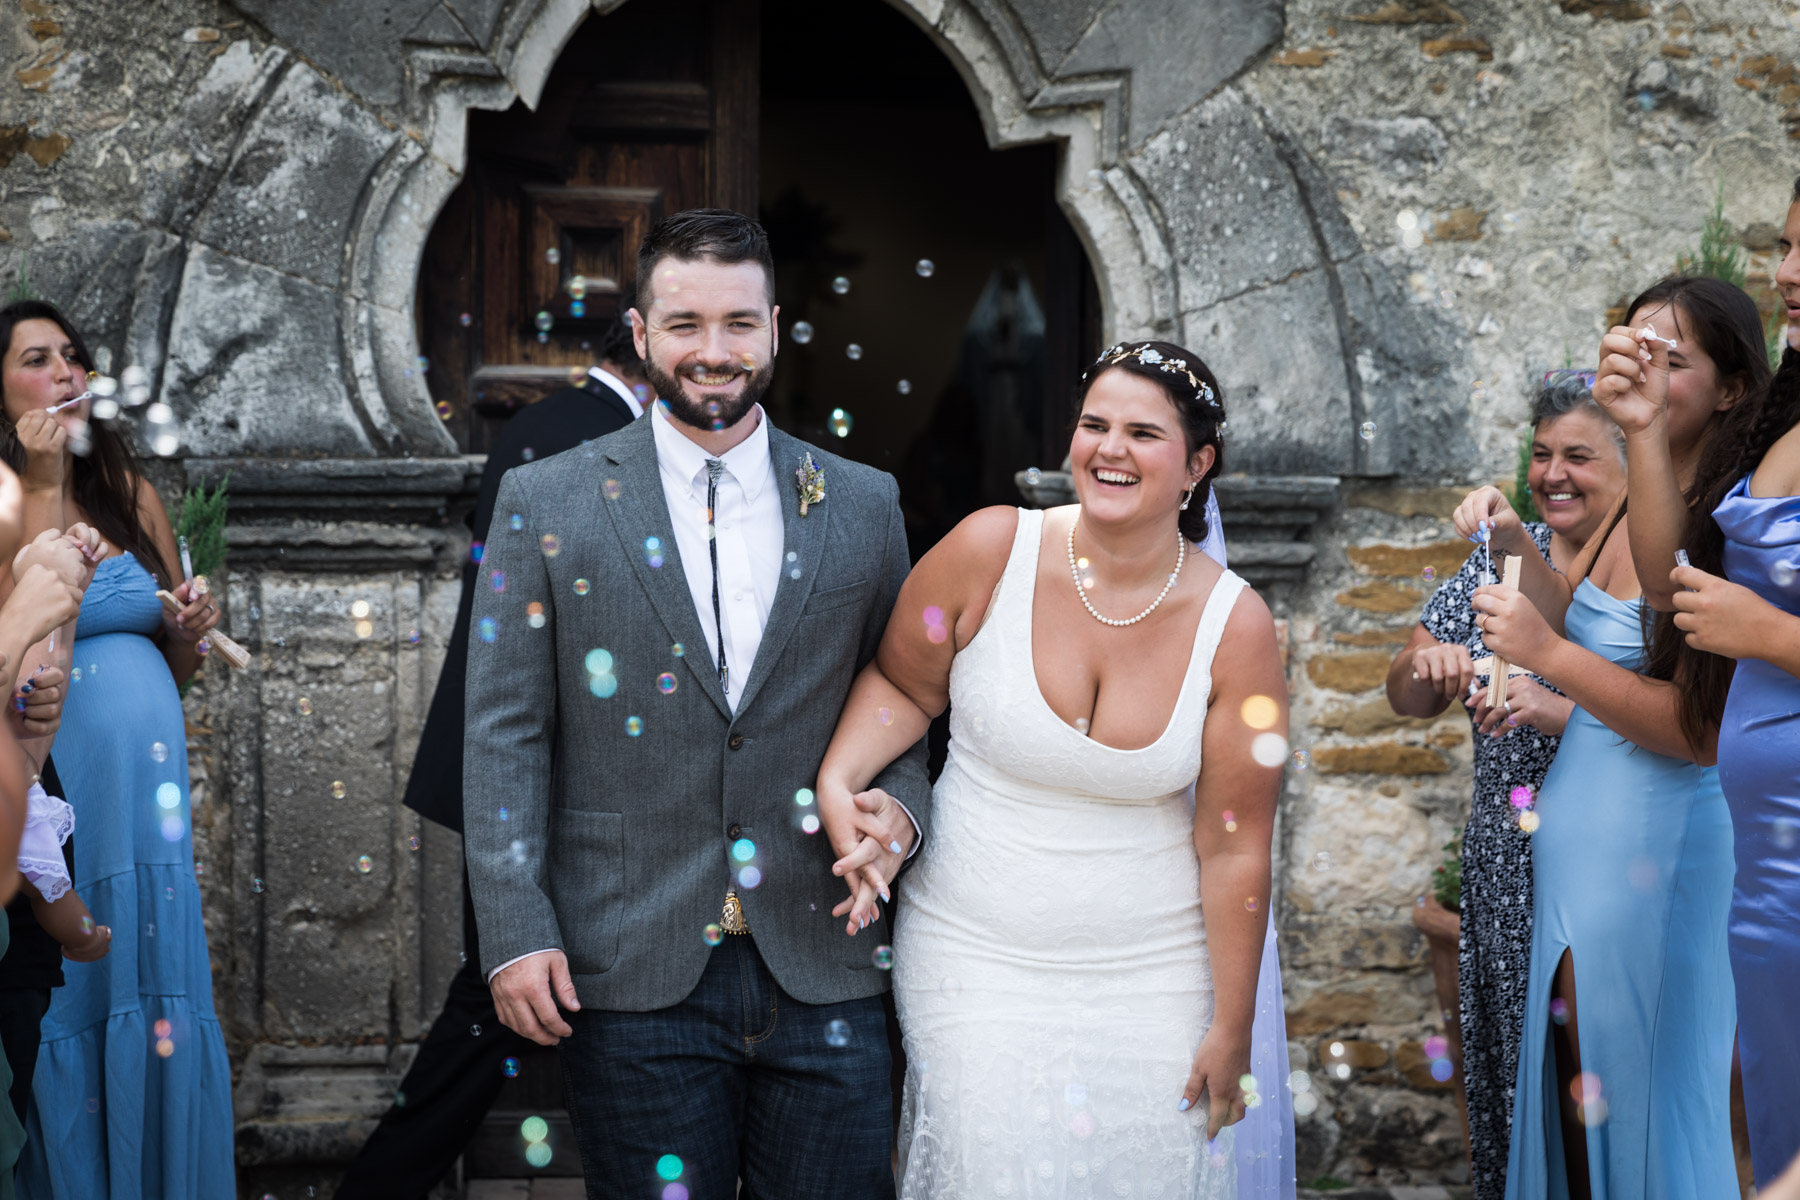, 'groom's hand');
830,787,914,886
491,950,581,1046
